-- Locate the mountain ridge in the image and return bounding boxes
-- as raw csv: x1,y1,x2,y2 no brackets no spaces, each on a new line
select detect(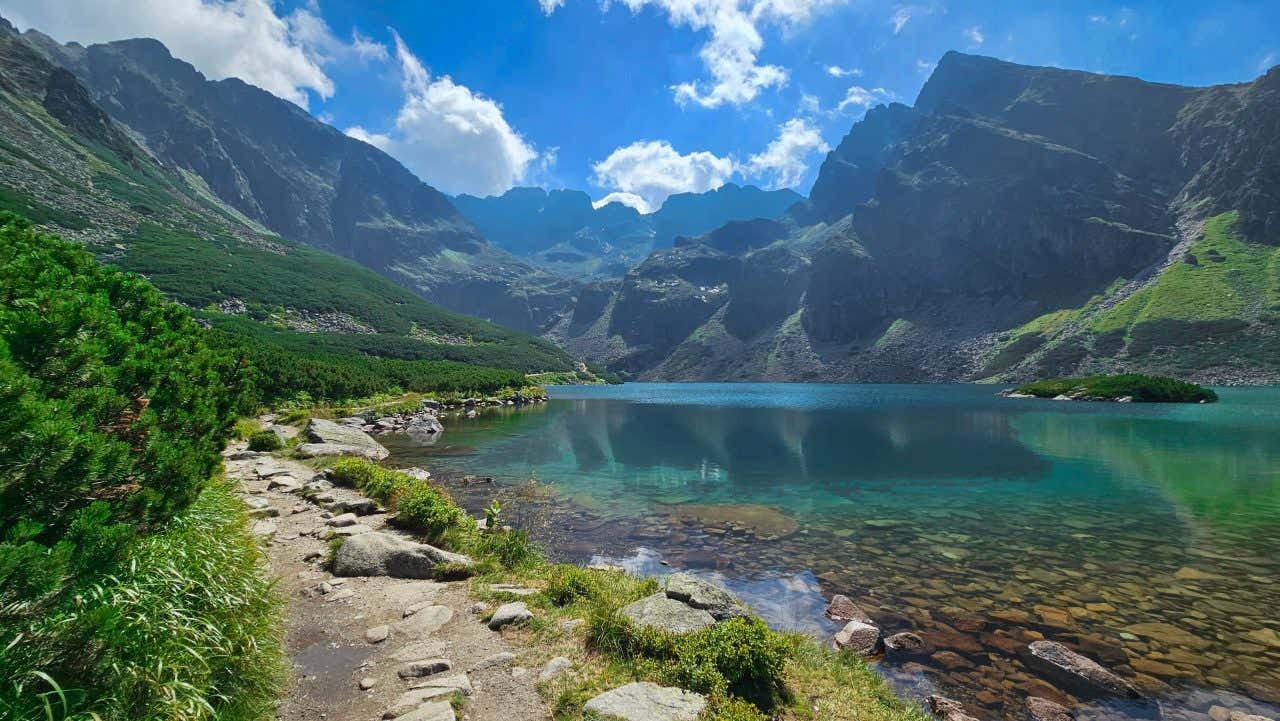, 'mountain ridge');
453,183,801,280
20,27,577,334
554,51,1280,384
